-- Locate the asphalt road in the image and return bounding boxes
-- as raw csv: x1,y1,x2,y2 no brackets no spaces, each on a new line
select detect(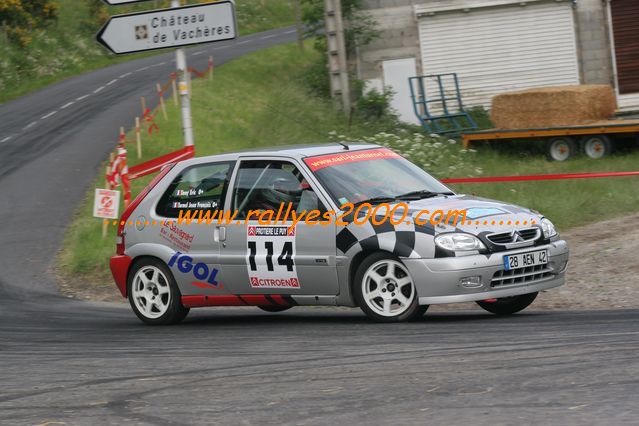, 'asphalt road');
0,25,638,425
